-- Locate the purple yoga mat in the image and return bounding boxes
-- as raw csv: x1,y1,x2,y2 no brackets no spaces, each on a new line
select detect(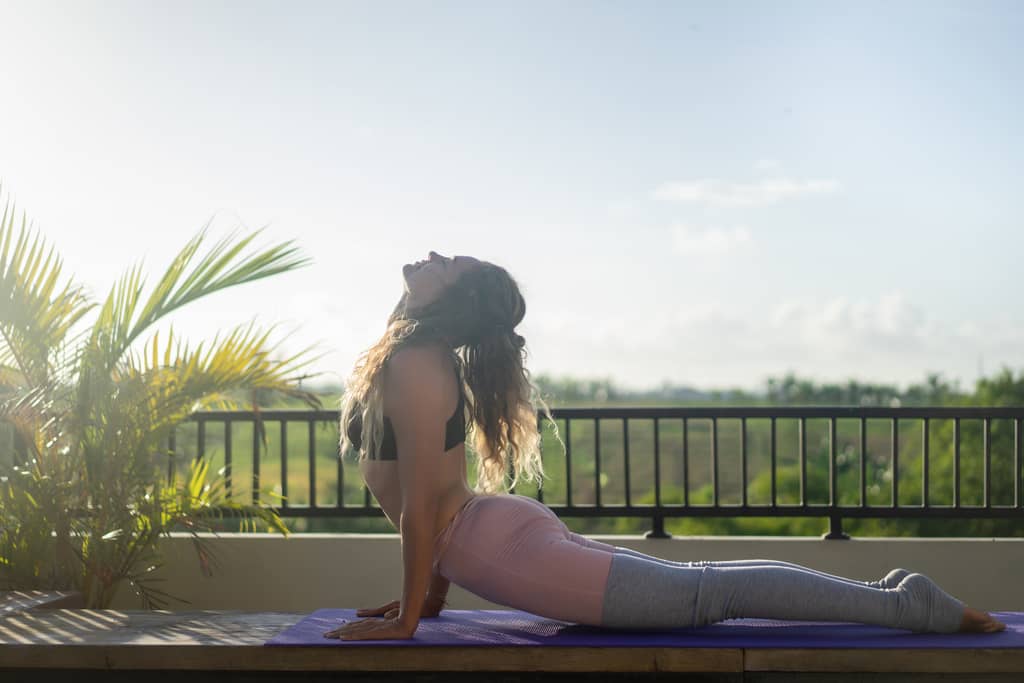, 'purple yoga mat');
265,608,1024,648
